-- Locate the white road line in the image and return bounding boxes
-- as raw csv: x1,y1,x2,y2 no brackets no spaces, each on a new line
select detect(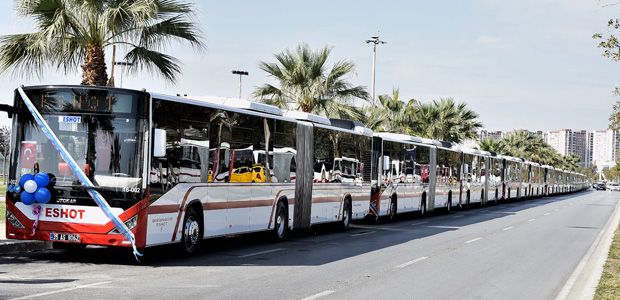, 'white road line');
411,221,428,226
302,291,335,300
395,256,429,268
351,231,376,237
544,213,550,216
9,281,112,300
465,237,483,244
452,215,465,218
503,226,514,231
239,248,285,258
528,219,536,222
